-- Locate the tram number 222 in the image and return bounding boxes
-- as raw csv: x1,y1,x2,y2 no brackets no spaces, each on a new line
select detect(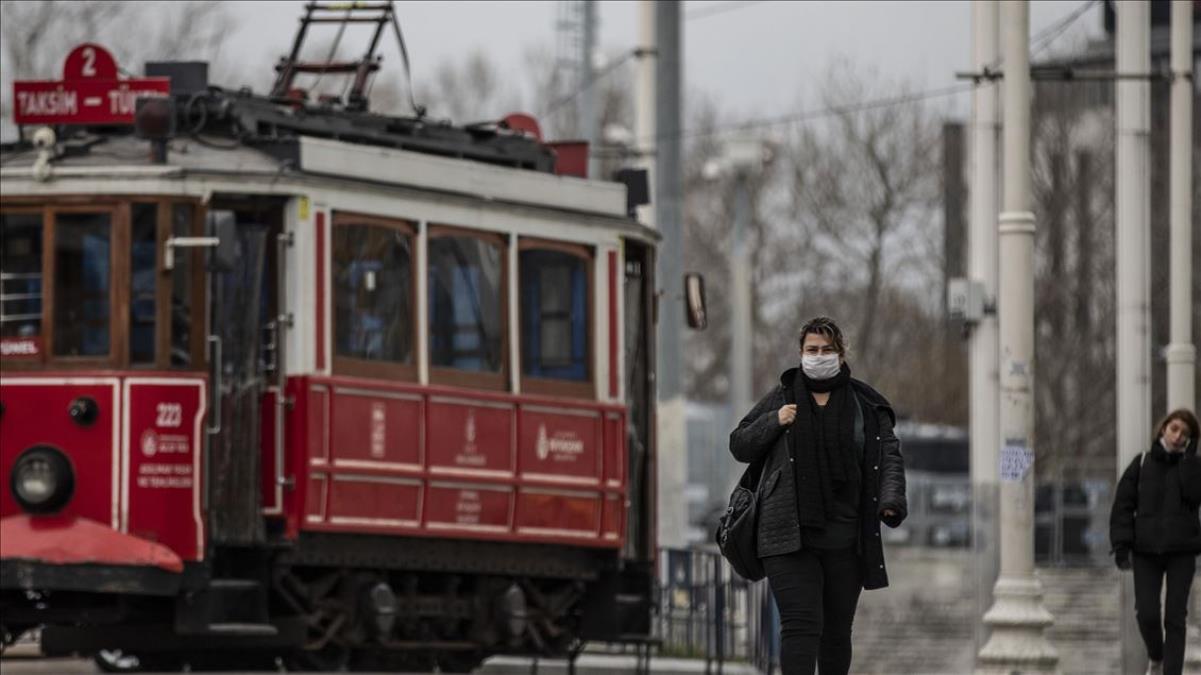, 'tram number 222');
156,403,183,428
